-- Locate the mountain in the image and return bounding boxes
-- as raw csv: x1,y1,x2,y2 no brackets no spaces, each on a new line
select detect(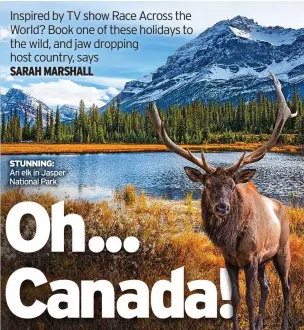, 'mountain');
0,88,80,124
1,88,52,124
2,16,303,120
107,16,304,112
58,104,80,122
